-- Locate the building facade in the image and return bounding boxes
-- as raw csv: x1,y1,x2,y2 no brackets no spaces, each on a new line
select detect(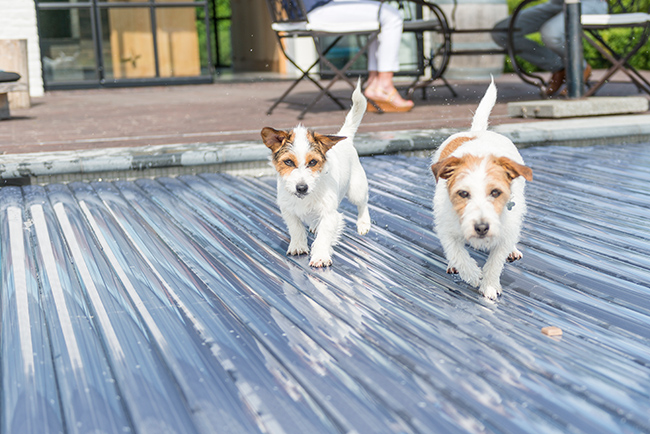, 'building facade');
0,0,217,96
0,0,44,97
